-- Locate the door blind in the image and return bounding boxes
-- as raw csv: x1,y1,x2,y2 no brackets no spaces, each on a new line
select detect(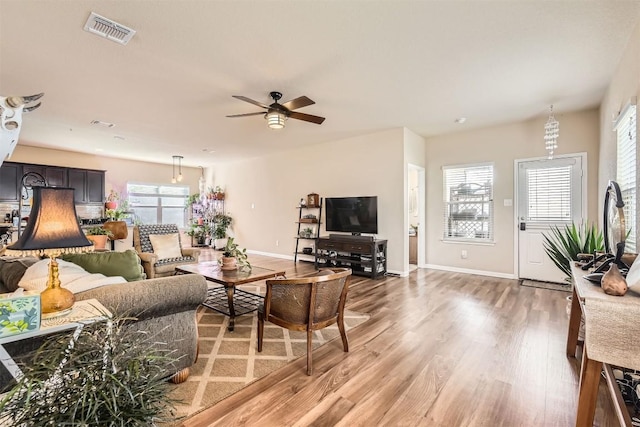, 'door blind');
526,166,572,222
616,103,637,253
